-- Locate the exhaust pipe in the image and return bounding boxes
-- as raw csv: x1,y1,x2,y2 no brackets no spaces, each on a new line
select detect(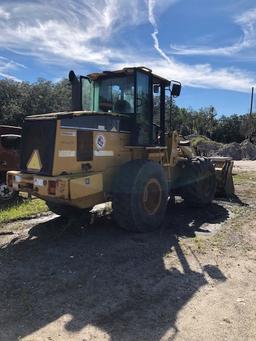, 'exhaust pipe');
69,70,82,111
